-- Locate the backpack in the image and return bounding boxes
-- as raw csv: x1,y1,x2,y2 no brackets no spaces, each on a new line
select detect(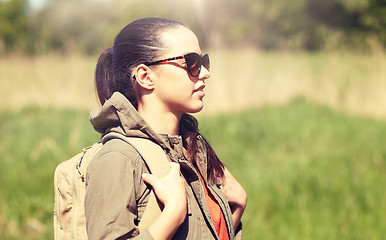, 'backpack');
53,133,170,240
